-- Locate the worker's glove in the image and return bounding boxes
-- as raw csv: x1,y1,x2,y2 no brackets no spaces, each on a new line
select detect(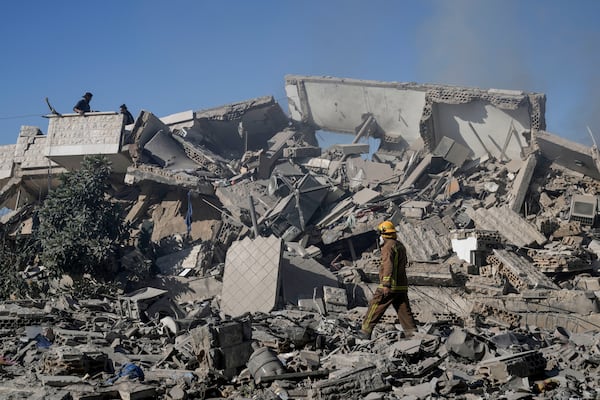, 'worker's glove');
382,286,391,296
